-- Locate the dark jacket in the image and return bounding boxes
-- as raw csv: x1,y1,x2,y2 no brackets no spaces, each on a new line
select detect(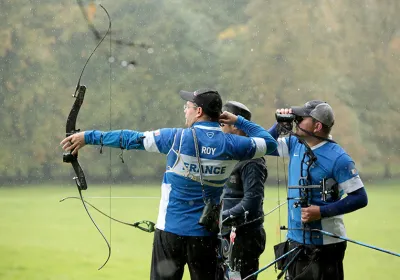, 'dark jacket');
222,157,267,231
